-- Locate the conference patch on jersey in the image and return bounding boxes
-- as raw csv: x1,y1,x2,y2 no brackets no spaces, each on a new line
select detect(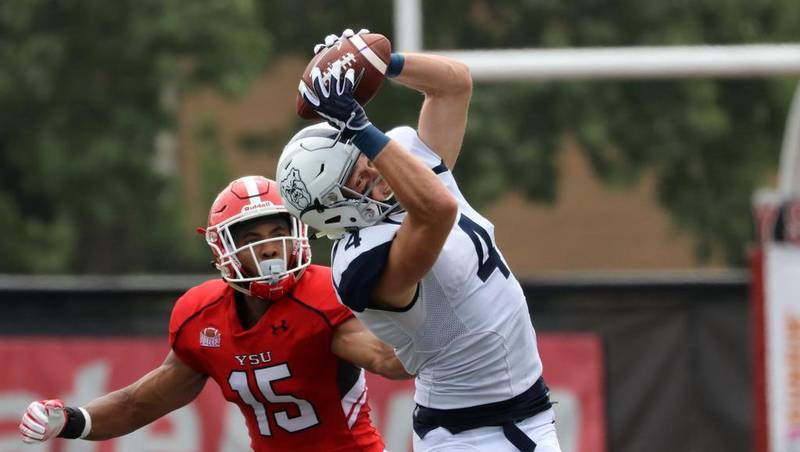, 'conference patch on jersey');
200,327,222,348
280,168,312,211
